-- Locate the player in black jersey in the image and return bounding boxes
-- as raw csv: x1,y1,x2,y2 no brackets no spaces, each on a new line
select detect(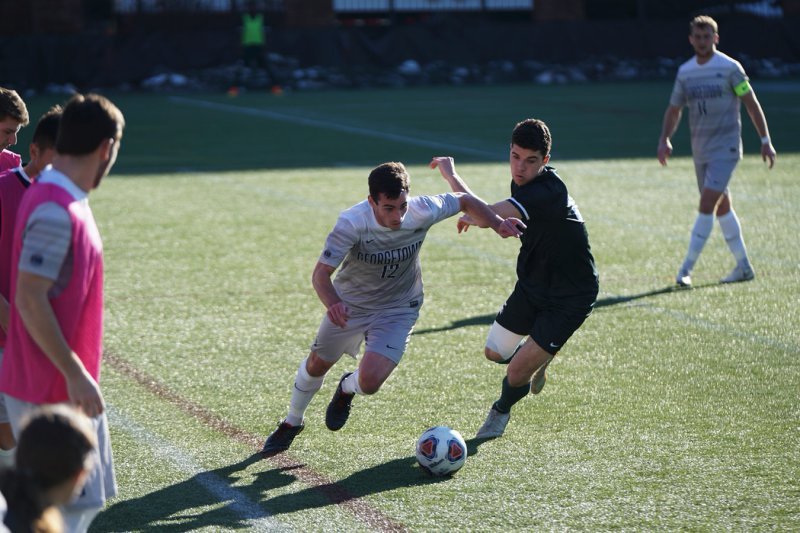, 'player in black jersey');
431,118,599,438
